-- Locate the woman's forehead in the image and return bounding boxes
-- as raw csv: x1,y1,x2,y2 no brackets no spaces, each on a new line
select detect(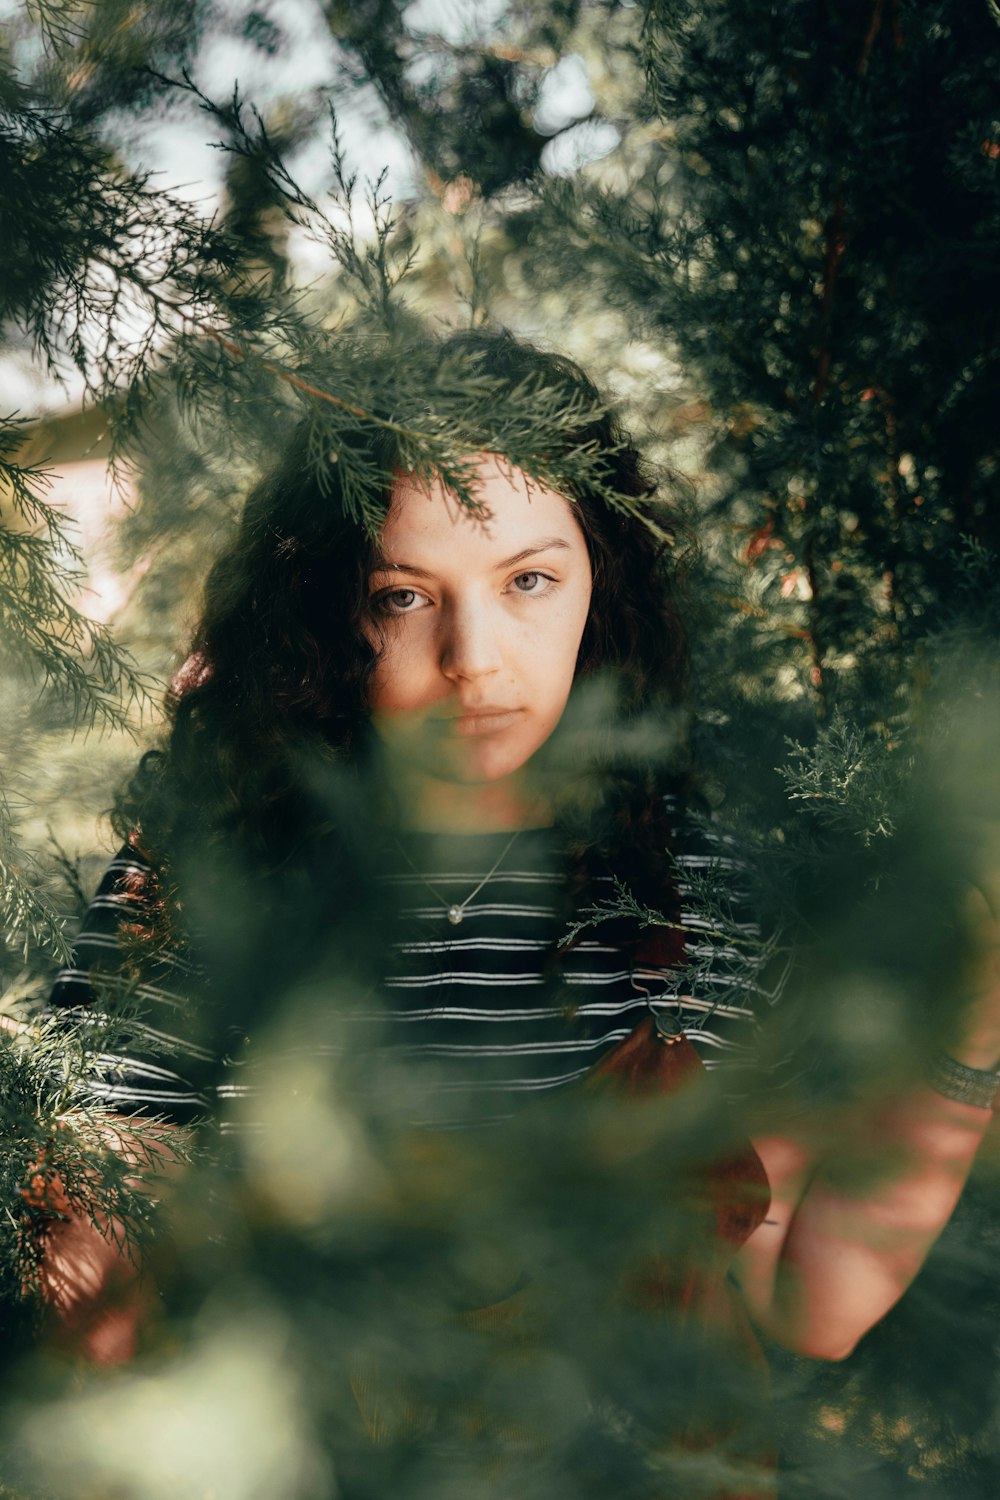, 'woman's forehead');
375,452,585,567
